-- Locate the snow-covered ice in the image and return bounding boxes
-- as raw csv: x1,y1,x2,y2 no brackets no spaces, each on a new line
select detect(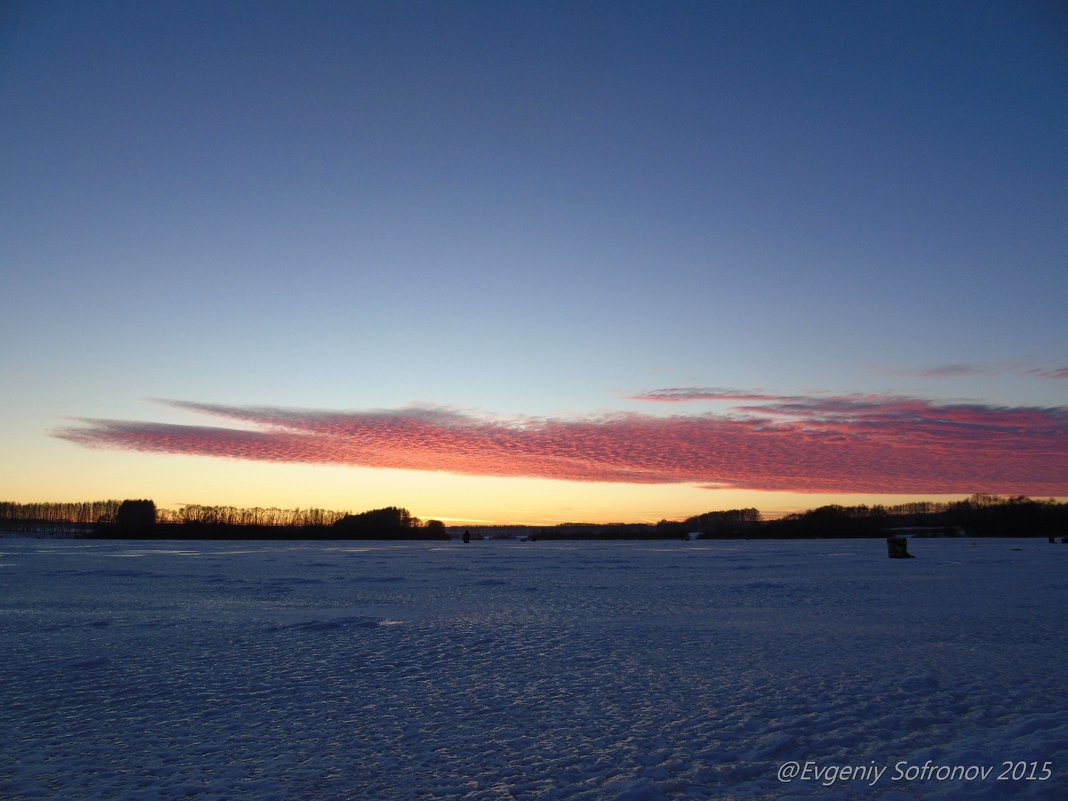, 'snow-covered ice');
0,537,1065,800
